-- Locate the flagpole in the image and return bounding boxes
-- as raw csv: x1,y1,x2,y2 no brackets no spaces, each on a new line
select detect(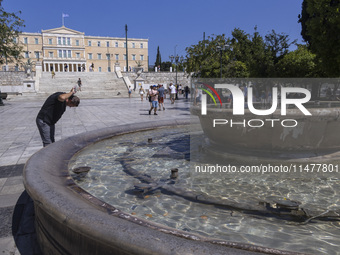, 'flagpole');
62,13,64,26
